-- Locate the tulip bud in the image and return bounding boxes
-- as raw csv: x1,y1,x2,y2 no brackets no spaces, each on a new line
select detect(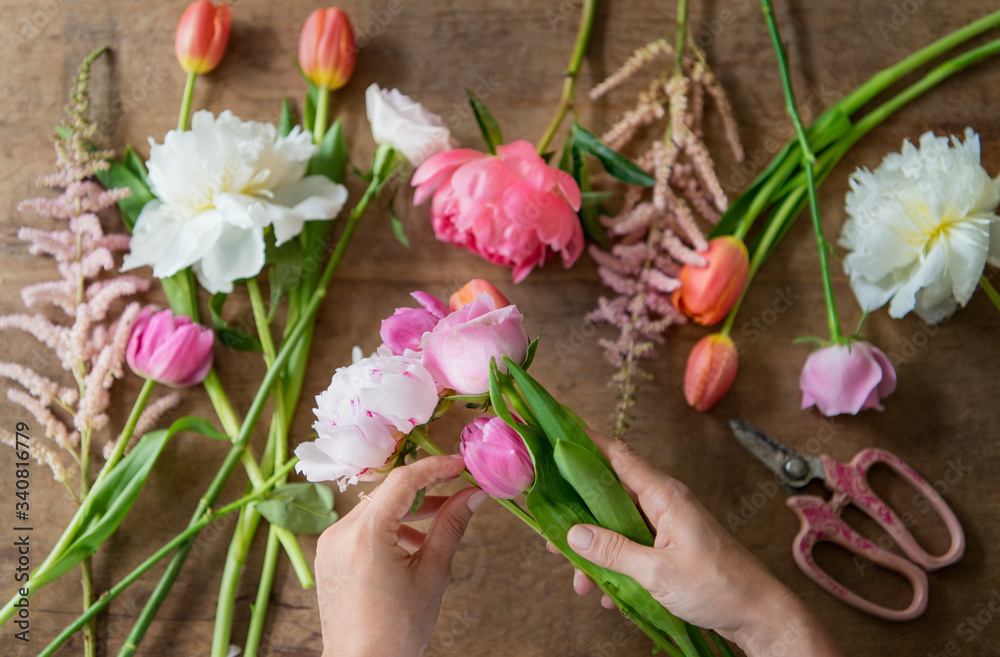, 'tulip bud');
298,8,356,90
683,333,738,412
460,417,535,499
672,236,749,326
449,279,510,312
126,309,214,387
175,0,231,74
